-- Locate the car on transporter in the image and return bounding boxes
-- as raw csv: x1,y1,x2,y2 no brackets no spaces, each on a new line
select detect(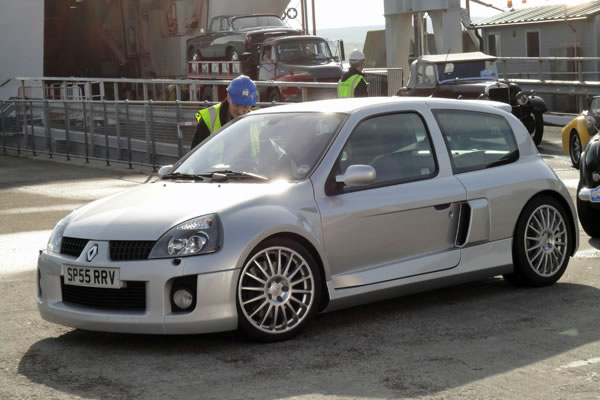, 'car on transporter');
396,52,547,146
37,97,578,342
